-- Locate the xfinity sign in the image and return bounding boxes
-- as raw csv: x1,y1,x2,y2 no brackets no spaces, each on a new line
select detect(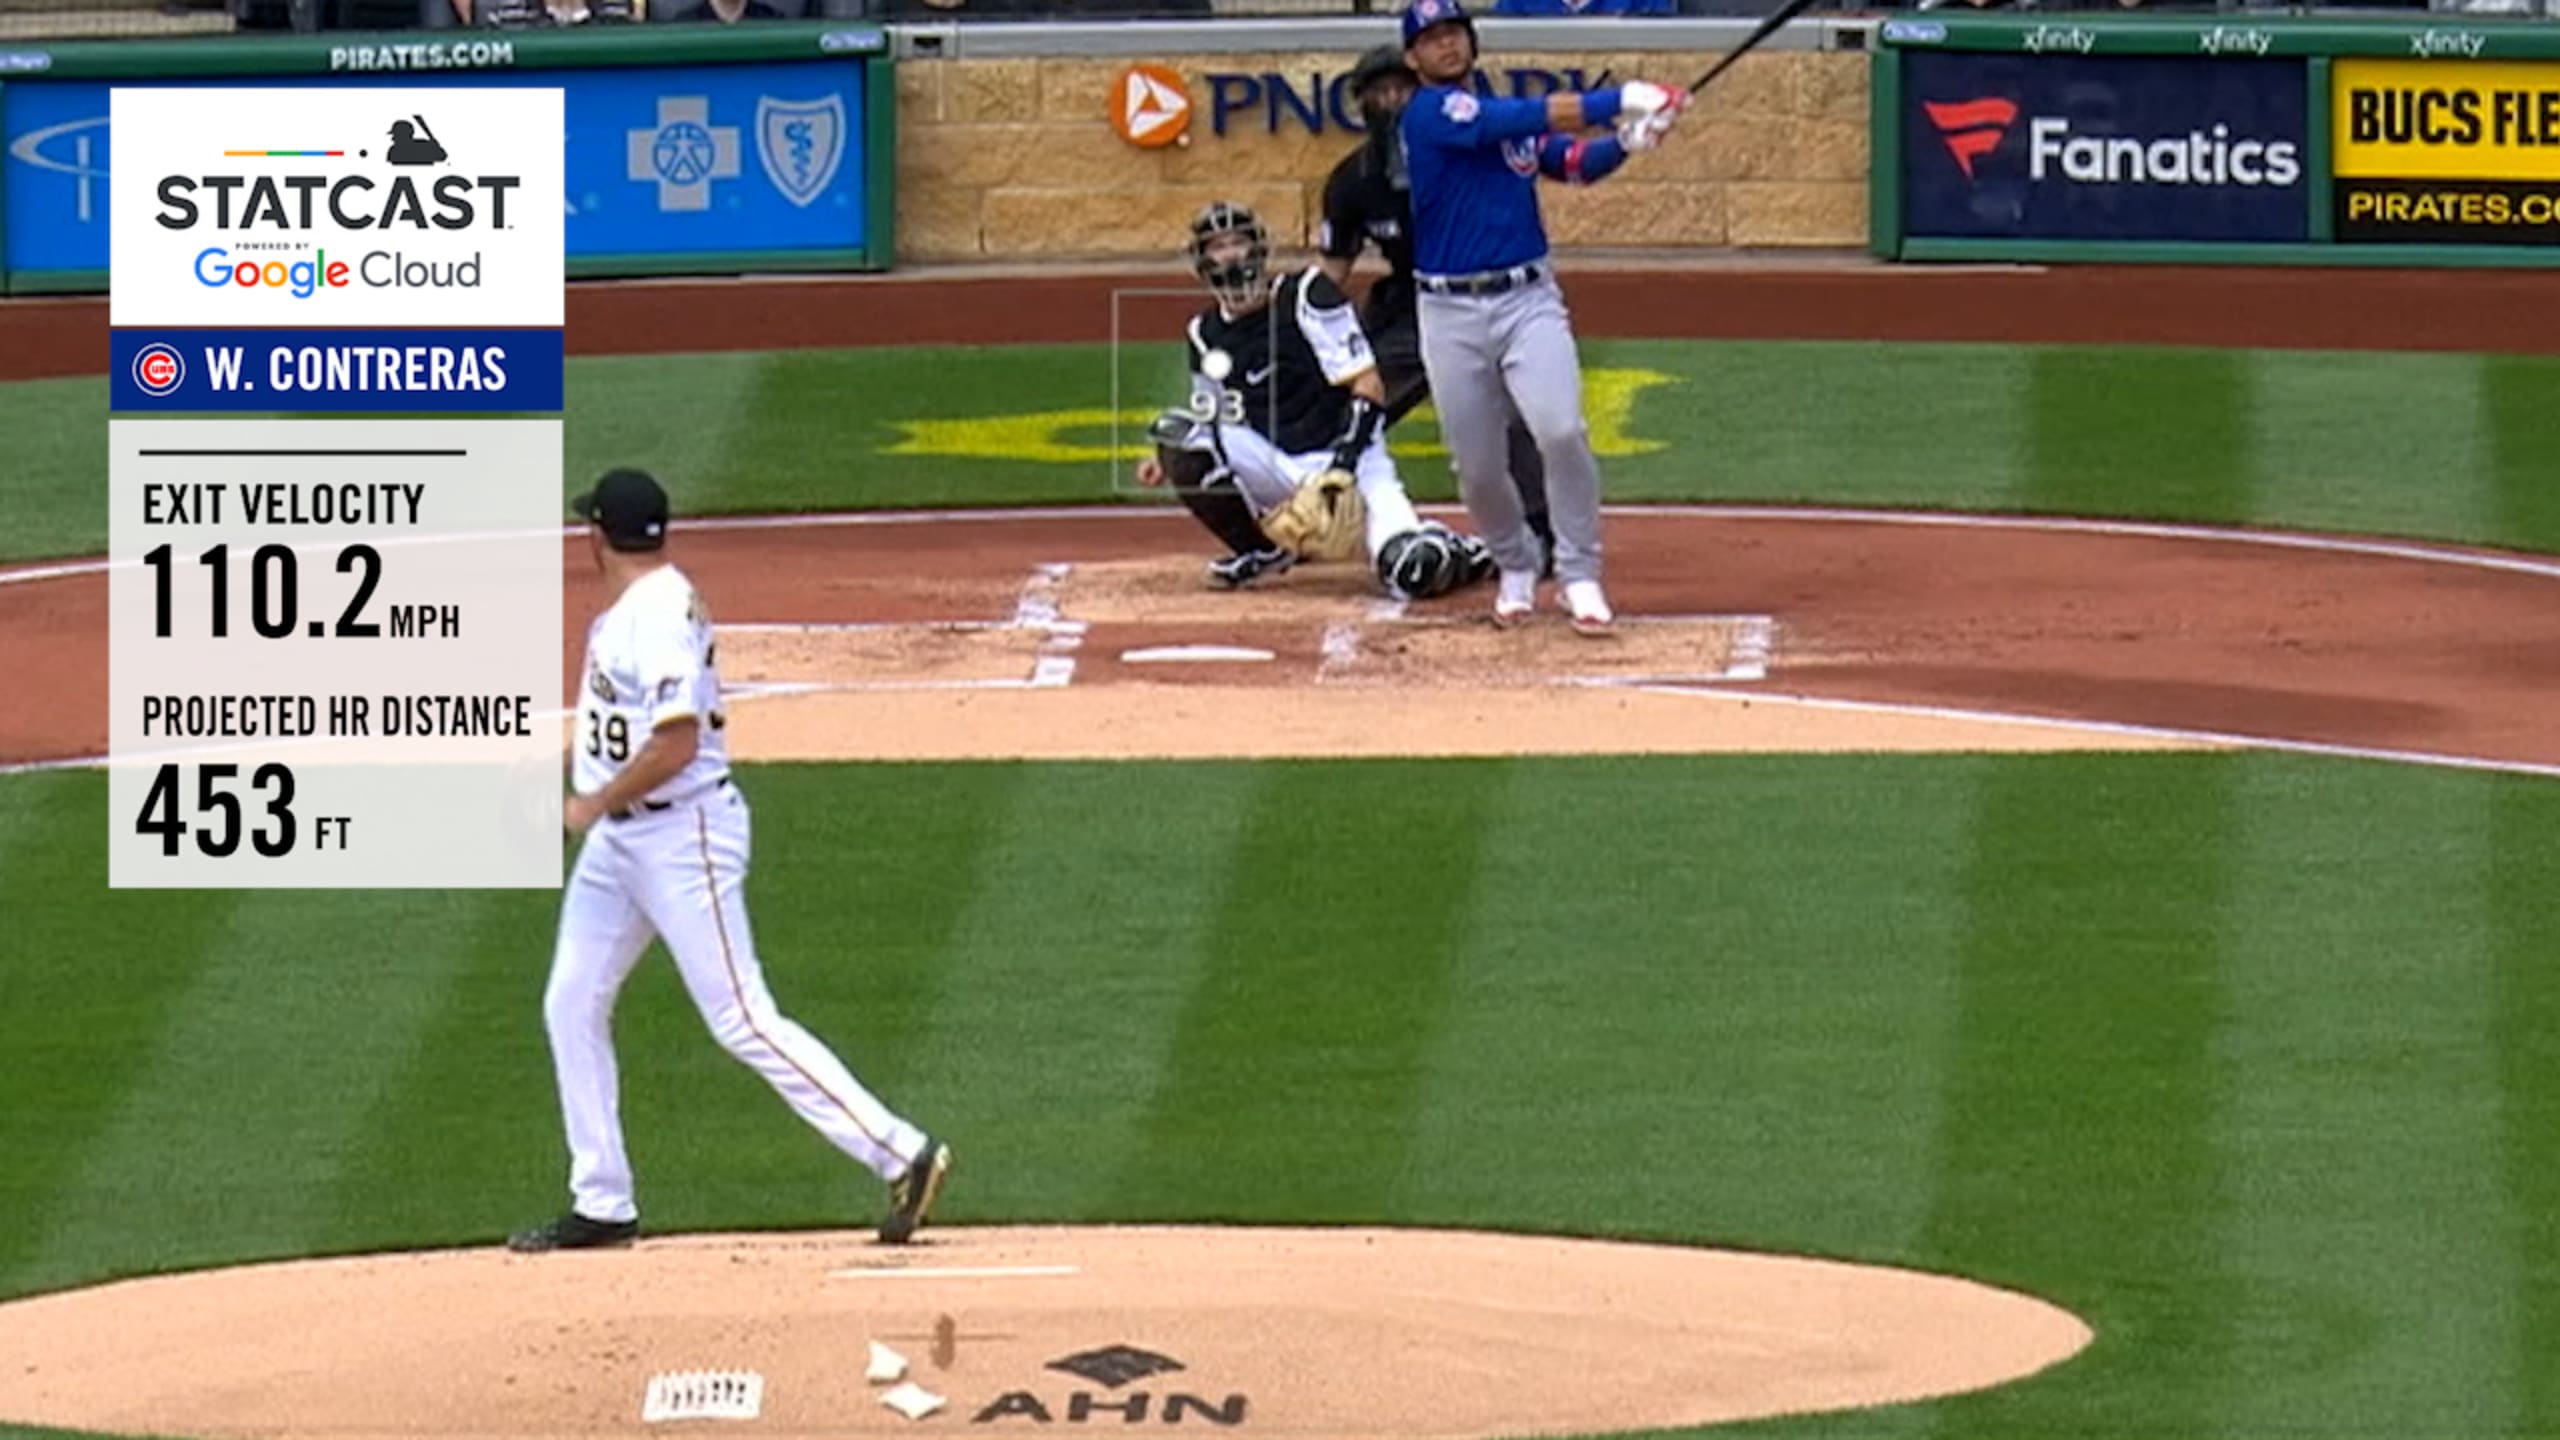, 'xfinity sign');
111,87,562,327
2025,118,2302,187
